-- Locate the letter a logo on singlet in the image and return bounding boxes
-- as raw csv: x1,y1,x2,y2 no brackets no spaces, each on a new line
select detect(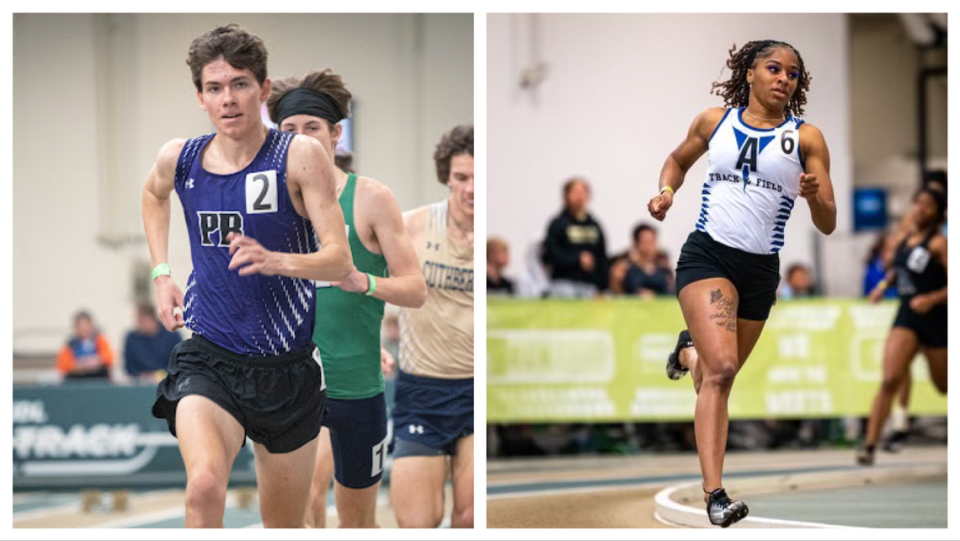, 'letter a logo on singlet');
733,128,775,186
